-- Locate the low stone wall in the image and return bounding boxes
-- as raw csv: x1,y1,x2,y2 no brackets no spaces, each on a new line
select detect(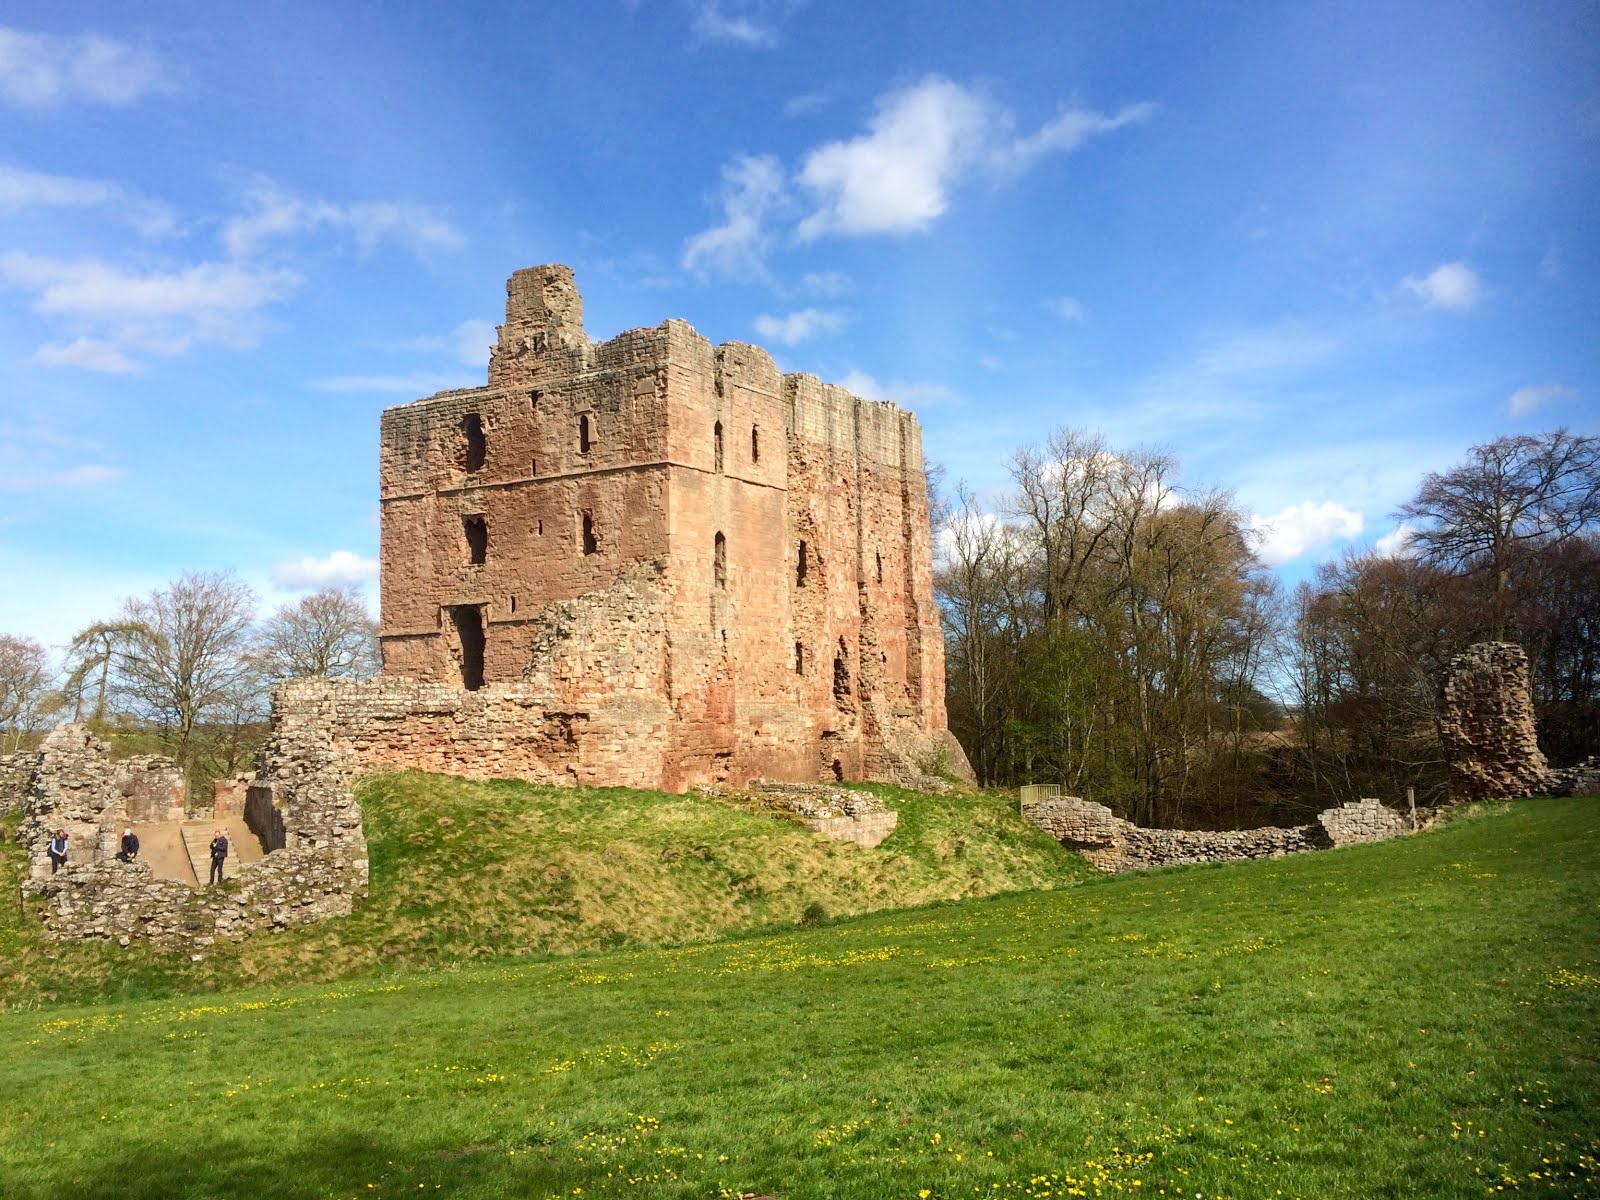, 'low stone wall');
13,723,367,950
1023,795,1411,873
